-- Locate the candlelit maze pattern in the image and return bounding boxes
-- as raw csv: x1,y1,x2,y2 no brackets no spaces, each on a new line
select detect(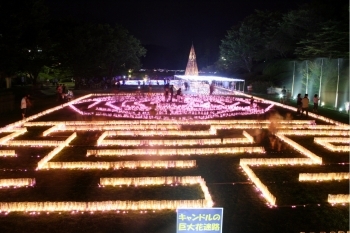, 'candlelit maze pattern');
0,93,348,212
